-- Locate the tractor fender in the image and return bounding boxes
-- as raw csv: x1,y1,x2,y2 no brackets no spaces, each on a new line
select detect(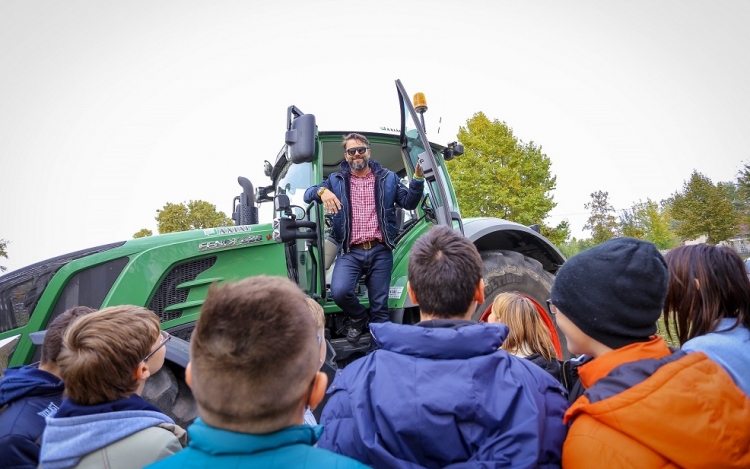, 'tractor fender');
462,217,565,274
